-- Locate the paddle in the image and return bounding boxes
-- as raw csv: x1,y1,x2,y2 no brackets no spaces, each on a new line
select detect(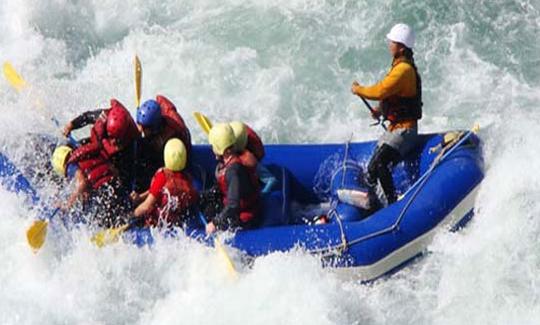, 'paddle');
359,96,387,130
90,217,143,247
198,212,238,277
2,62,82,251
193,112,213,135
3,61,79,144
3,62,27,91
134,55,142,108
26,208,59,252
